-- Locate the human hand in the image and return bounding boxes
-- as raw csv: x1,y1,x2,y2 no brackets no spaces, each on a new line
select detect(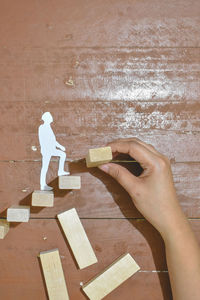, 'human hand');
98,138,185,239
